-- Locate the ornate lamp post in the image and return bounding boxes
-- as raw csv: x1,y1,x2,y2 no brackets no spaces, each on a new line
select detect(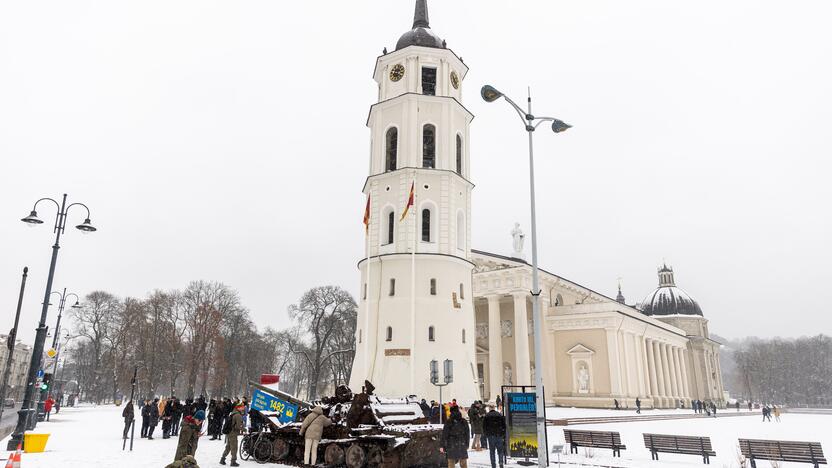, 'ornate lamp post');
8,194,96,450
481,85,571,467
41,291,79,422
